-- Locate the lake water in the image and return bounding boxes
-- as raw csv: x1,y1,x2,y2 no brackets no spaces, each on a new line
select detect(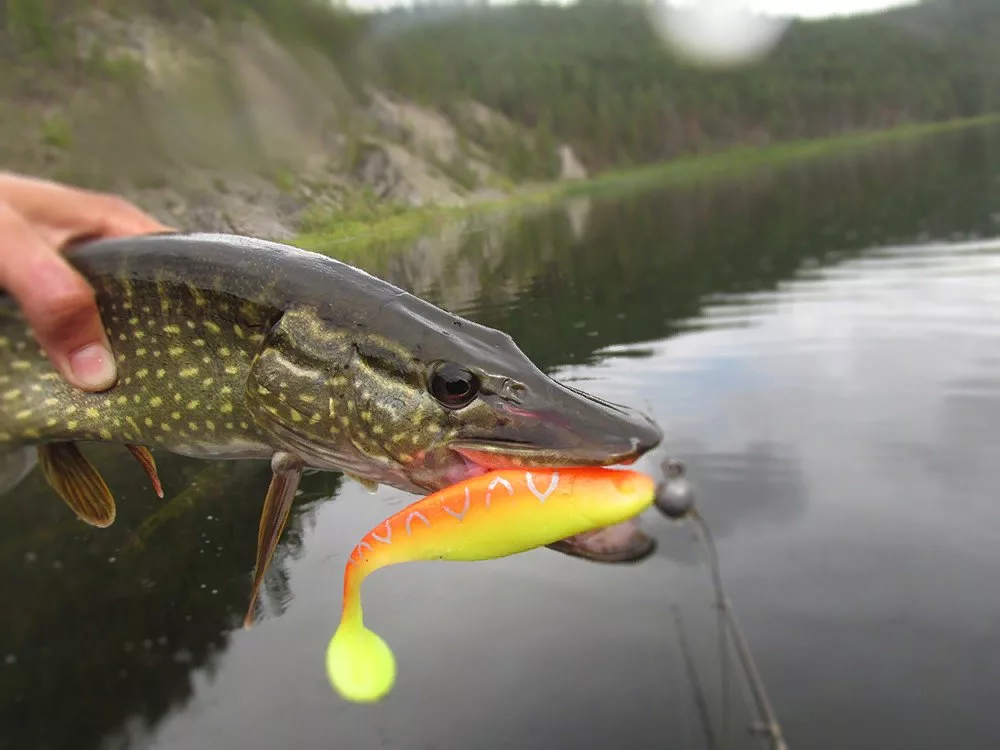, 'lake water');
4,125,1000,750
